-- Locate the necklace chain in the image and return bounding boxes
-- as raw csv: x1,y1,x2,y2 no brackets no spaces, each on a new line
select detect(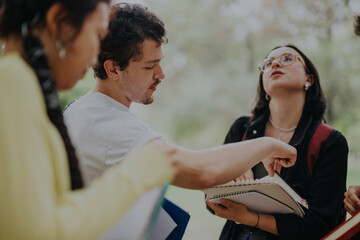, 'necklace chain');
268,117,297,132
